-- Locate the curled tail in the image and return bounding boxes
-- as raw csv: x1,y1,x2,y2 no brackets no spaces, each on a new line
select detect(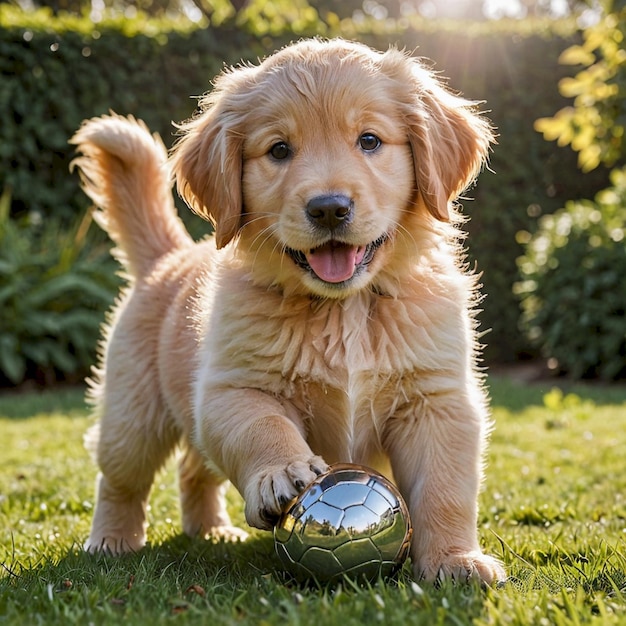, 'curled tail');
70,114,192,278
